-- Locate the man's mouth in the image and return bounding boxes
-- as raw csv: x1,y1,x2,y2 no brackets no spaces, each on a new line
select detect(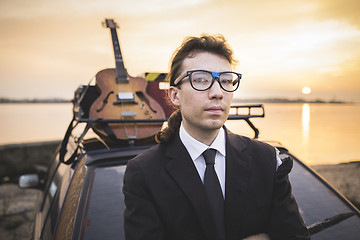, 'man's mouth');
205,106,223,114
